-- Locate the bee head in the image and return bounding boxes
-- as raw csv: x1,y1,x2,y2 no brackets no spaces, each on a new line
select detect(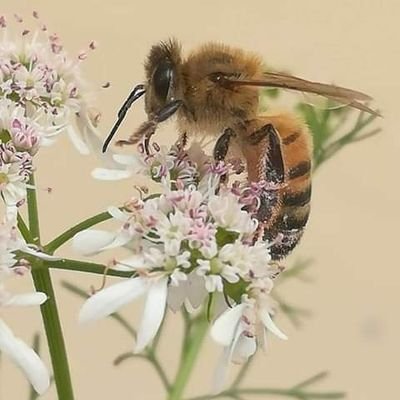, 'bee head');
144,39,183,115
